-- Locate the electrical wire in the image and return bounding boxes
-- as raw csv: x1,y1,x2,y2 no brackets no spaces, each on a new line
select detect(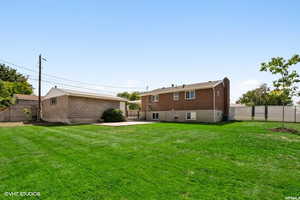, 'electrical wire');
0,58,146,90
